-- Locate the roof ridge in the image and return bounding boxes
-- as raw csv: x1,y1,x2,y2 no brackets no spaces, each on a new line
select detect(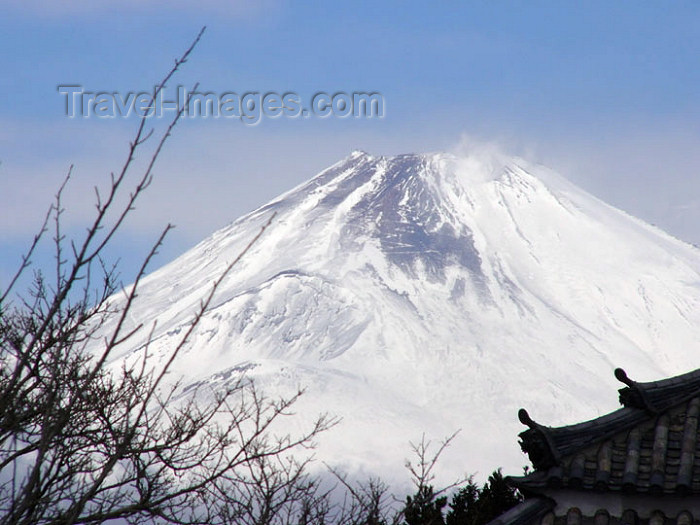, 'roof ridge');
615,366,700,413
518,366,700,472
